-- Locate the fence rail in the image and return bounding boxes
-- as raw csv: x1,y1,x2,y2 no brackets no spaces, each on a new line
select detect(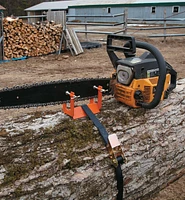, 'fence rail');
66,13,126,39
18,15,46,19
124,9,185,40
67,13,125,18
66,9,185,41
127,18,185,22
